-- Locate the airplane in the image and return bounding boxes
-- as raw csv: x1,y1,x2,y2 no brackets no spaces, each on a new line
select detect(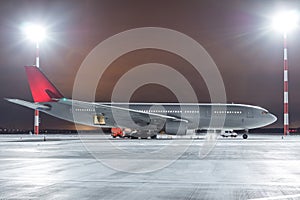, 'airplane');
6,66,277,139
